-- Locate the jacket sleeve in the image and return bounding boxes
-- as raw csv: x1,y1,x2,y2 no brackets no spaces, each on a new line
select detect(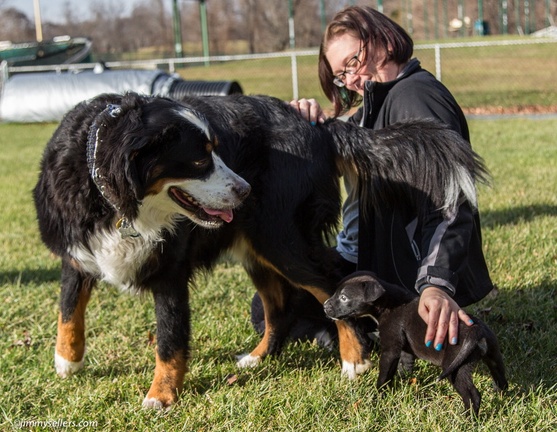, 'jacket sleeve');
414,201,475,296
384,75,475,296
